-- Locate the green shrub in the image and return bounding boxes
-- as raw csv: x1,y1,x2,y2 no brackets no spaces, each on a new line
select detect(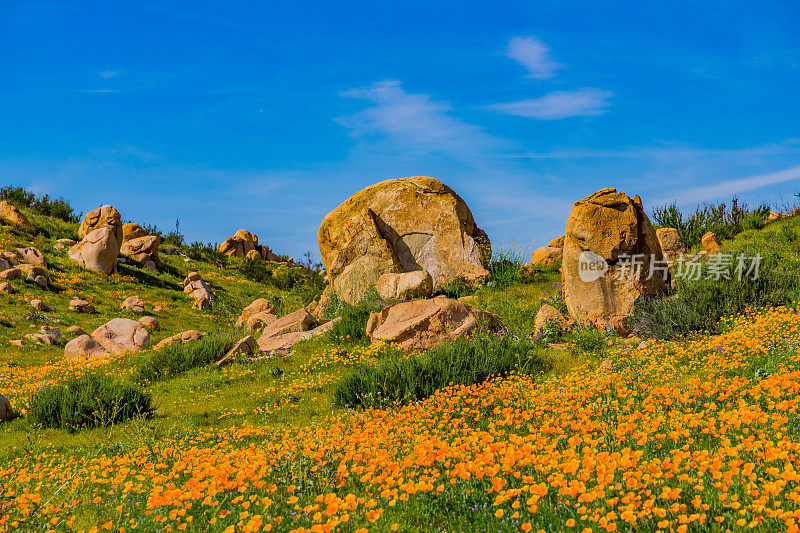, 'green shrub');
334,333,550,409
27,374,152,433
133,335,236,384
0,185,79,223
568,326,610,354
652,197,769,249
326,302,384,344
